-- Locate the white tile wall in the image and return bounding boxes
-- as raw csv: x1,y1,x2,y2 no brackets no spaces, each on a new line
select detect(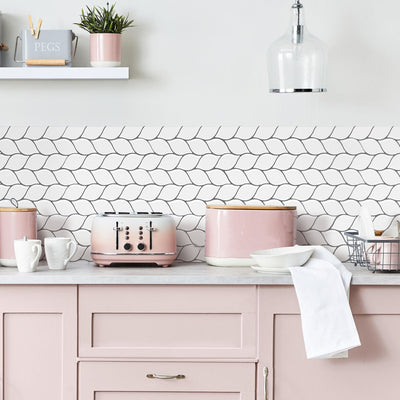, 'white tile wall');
0,126,399,262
